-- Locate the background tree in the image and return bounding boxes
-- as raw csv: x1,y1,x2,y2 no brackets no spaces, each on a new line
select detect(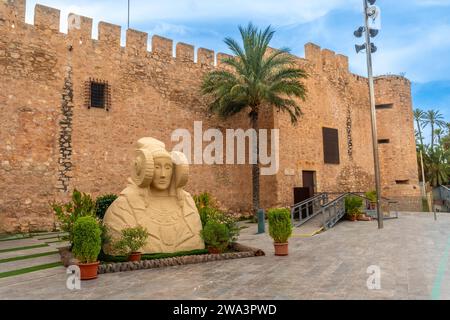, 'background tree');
423,109,446,149
202,23,308,215
423,147,450,187
434,128,445,146
442,123,450,150
413,108,425,148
